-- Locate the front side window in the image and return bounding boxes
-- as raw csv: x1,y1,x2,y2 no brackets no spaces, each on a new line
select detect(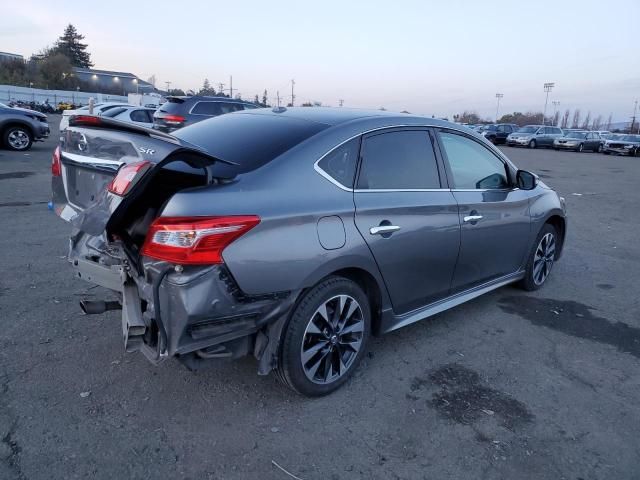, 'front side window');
439,131,510,190
357,130,440,190
317,138,360,188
